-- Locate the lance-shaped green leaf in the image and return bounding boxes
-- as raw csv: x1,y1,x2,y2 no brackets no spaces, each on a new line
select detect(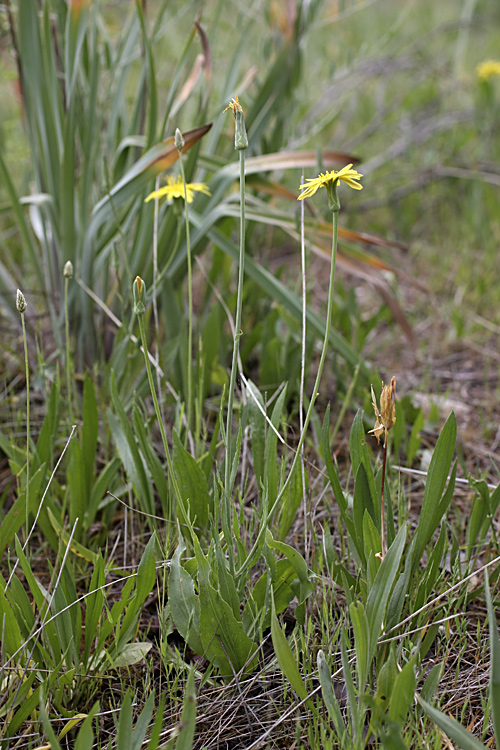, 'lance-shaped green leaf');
168,538,203,656
411,412,457,570
418,697,487,750
194,538,258,676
